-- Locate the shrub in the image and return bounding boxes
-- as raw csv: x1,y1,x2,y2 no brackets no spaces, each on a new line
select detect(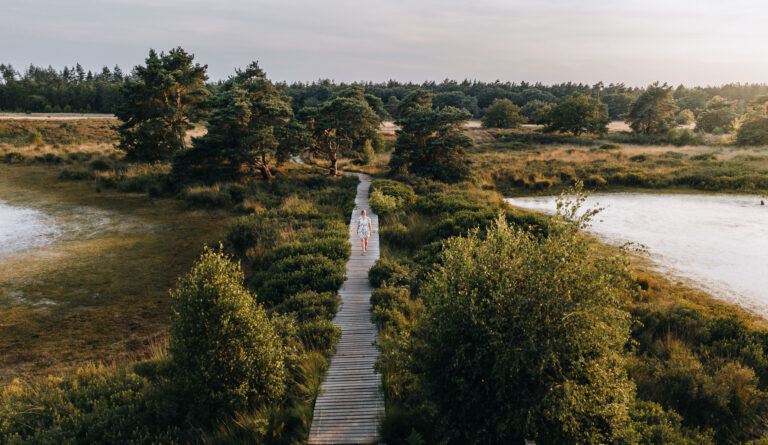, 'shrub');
371,179,415,203
226,213,280,255
380,223,418,250
372,133,388,152
481,98,525,129
630,400,714,444
272,290,341,322
169,247,286,420
675,109,695,125
183,185,233,208
0,363,183,444
427,208,496,242
355,139,376,165
690,152,718,161
413,208,635,443
737,116,768,146
599,142,622,150
584,174,607,187
26,129,44,146
413,192,483,215
369,257,412,288
252,253,346,305
59,168,96,180
666,128,703,147
89,159,111,171
369,189,398,214
258,238,350,267
297,319,341,353
370,285,411,310
3,152,25,164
